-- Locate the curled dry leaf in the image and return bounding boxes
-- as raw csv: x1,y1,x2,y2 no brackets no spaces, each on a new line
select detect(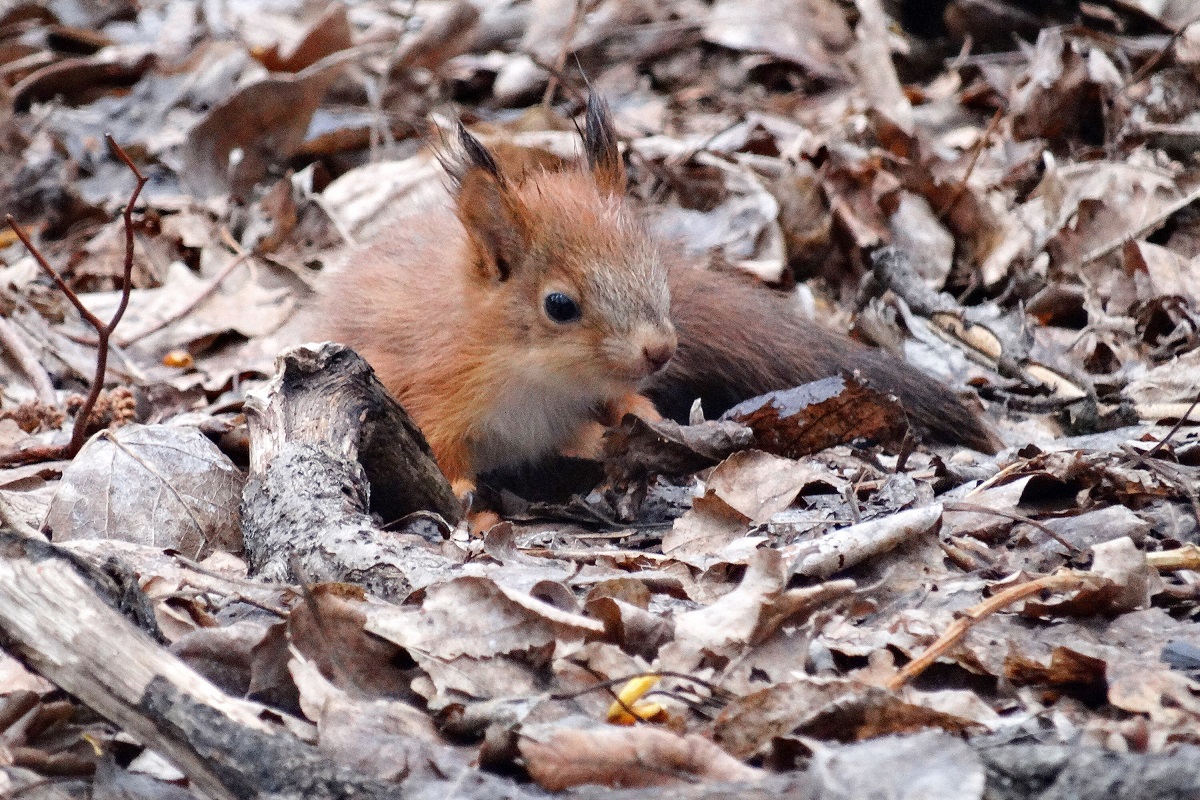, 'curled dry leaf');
366,575,603,663
644,152,786,279
288,583,421,700
703,0,853,79
10,46,155,112
169,620,274,698
707,449,840,523
714,679,981,759
289,655,467,783
662,449,844,560
44,423,243,559
182,57,348,197
255,2,352,73
658,548,846,670
520,721,762,790
1021,537,1163,618
604,415,754,482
